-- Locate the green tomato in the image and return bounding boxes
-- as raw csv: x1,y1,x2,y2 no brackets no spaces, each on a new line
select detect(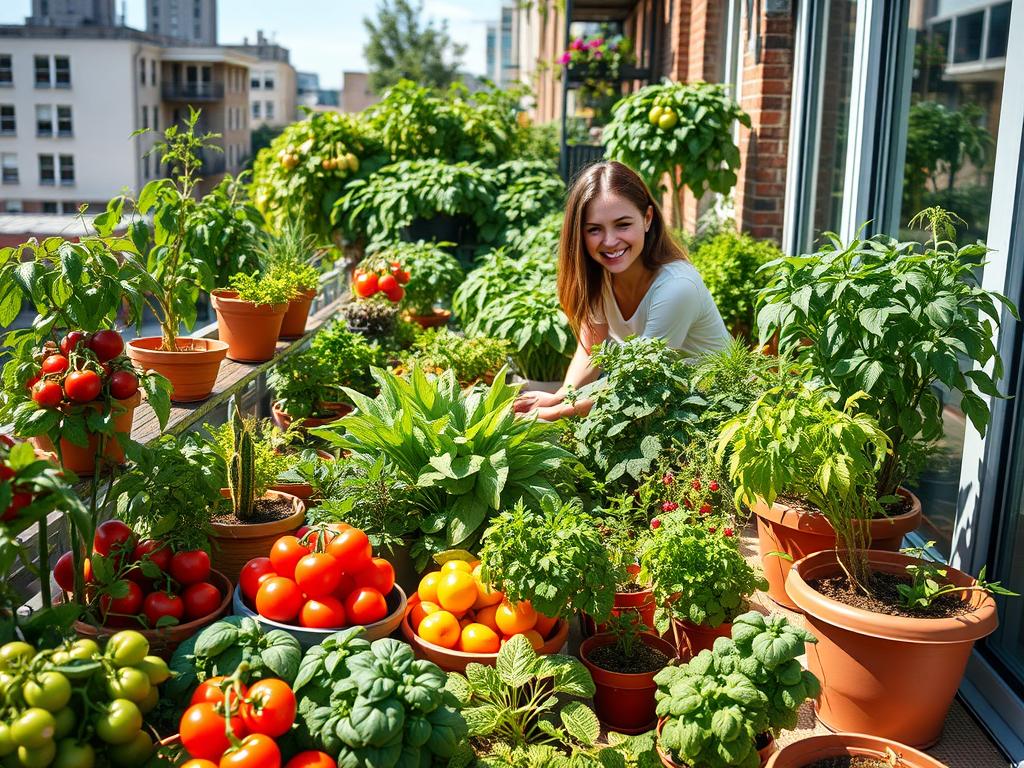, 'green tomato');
93,700,141,745
105,731,153,767
648,106,664,126
0,643,35,670
105,668,150,704
52,740,94,768
0,723,14,757
15,741,56,768
49,651,71,666
67,641,99,662
137,685,158,715
24,672,71,712
658,109,679,130
135,656,169,686
10,709,56,749
105,633,148,669
52,710,75,741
